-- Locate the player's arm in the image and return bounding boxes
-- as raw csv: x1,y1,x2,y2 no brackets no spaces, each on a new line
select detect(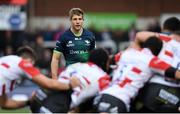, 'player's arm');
149,57,180,80
163,66,180,80
134,31,158,46
0,94,29,109
129,31,158,49
51,51,61,79
19,60,80,90
135,31,173,45
31,74,80,90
